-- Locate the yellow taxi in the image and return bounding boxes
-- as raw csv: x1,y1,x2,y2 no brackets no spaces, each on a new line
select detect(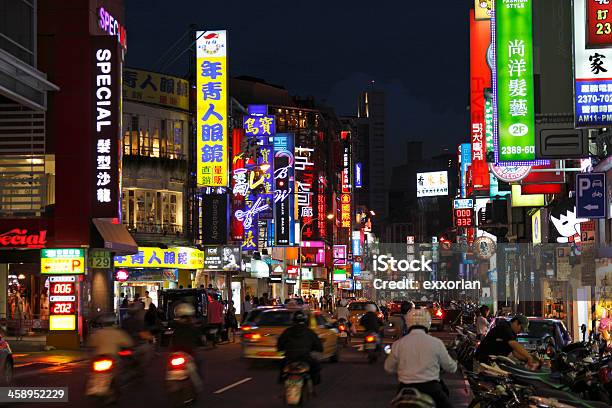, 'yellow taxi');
241,308,340,362
347,300,384,332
